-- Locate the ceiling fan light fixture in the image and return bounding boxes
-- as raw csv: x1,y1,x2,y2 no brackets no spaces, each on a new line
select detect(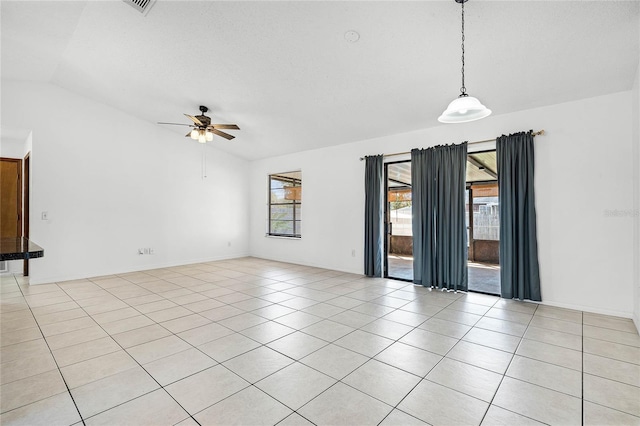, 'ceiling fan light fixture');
438,95,492,123
158,105,239,143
